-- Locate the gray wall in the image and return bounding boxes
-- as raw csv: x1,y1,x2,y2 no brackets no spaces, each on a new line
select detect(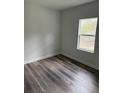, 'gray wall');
24,1,60,63
61,1,99,69
24,1,99,70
